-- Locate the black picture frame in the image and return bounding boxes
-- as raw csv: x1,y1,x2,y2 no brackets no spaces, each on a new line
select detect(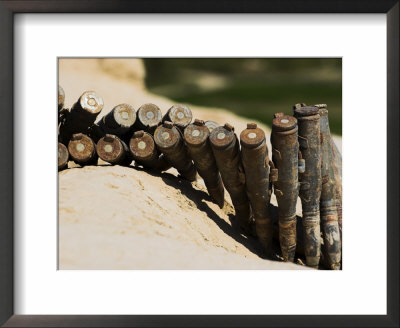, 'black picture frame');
0,1,398,327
